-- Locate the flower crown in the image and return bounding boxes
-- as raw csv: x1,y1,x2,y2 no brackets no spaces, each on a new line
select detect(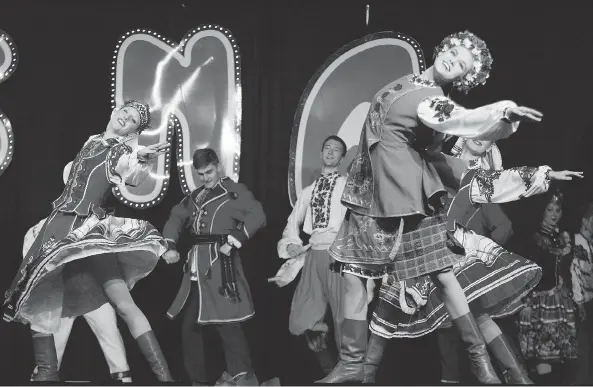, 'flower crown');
433,30,493,94
121,100,150,132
